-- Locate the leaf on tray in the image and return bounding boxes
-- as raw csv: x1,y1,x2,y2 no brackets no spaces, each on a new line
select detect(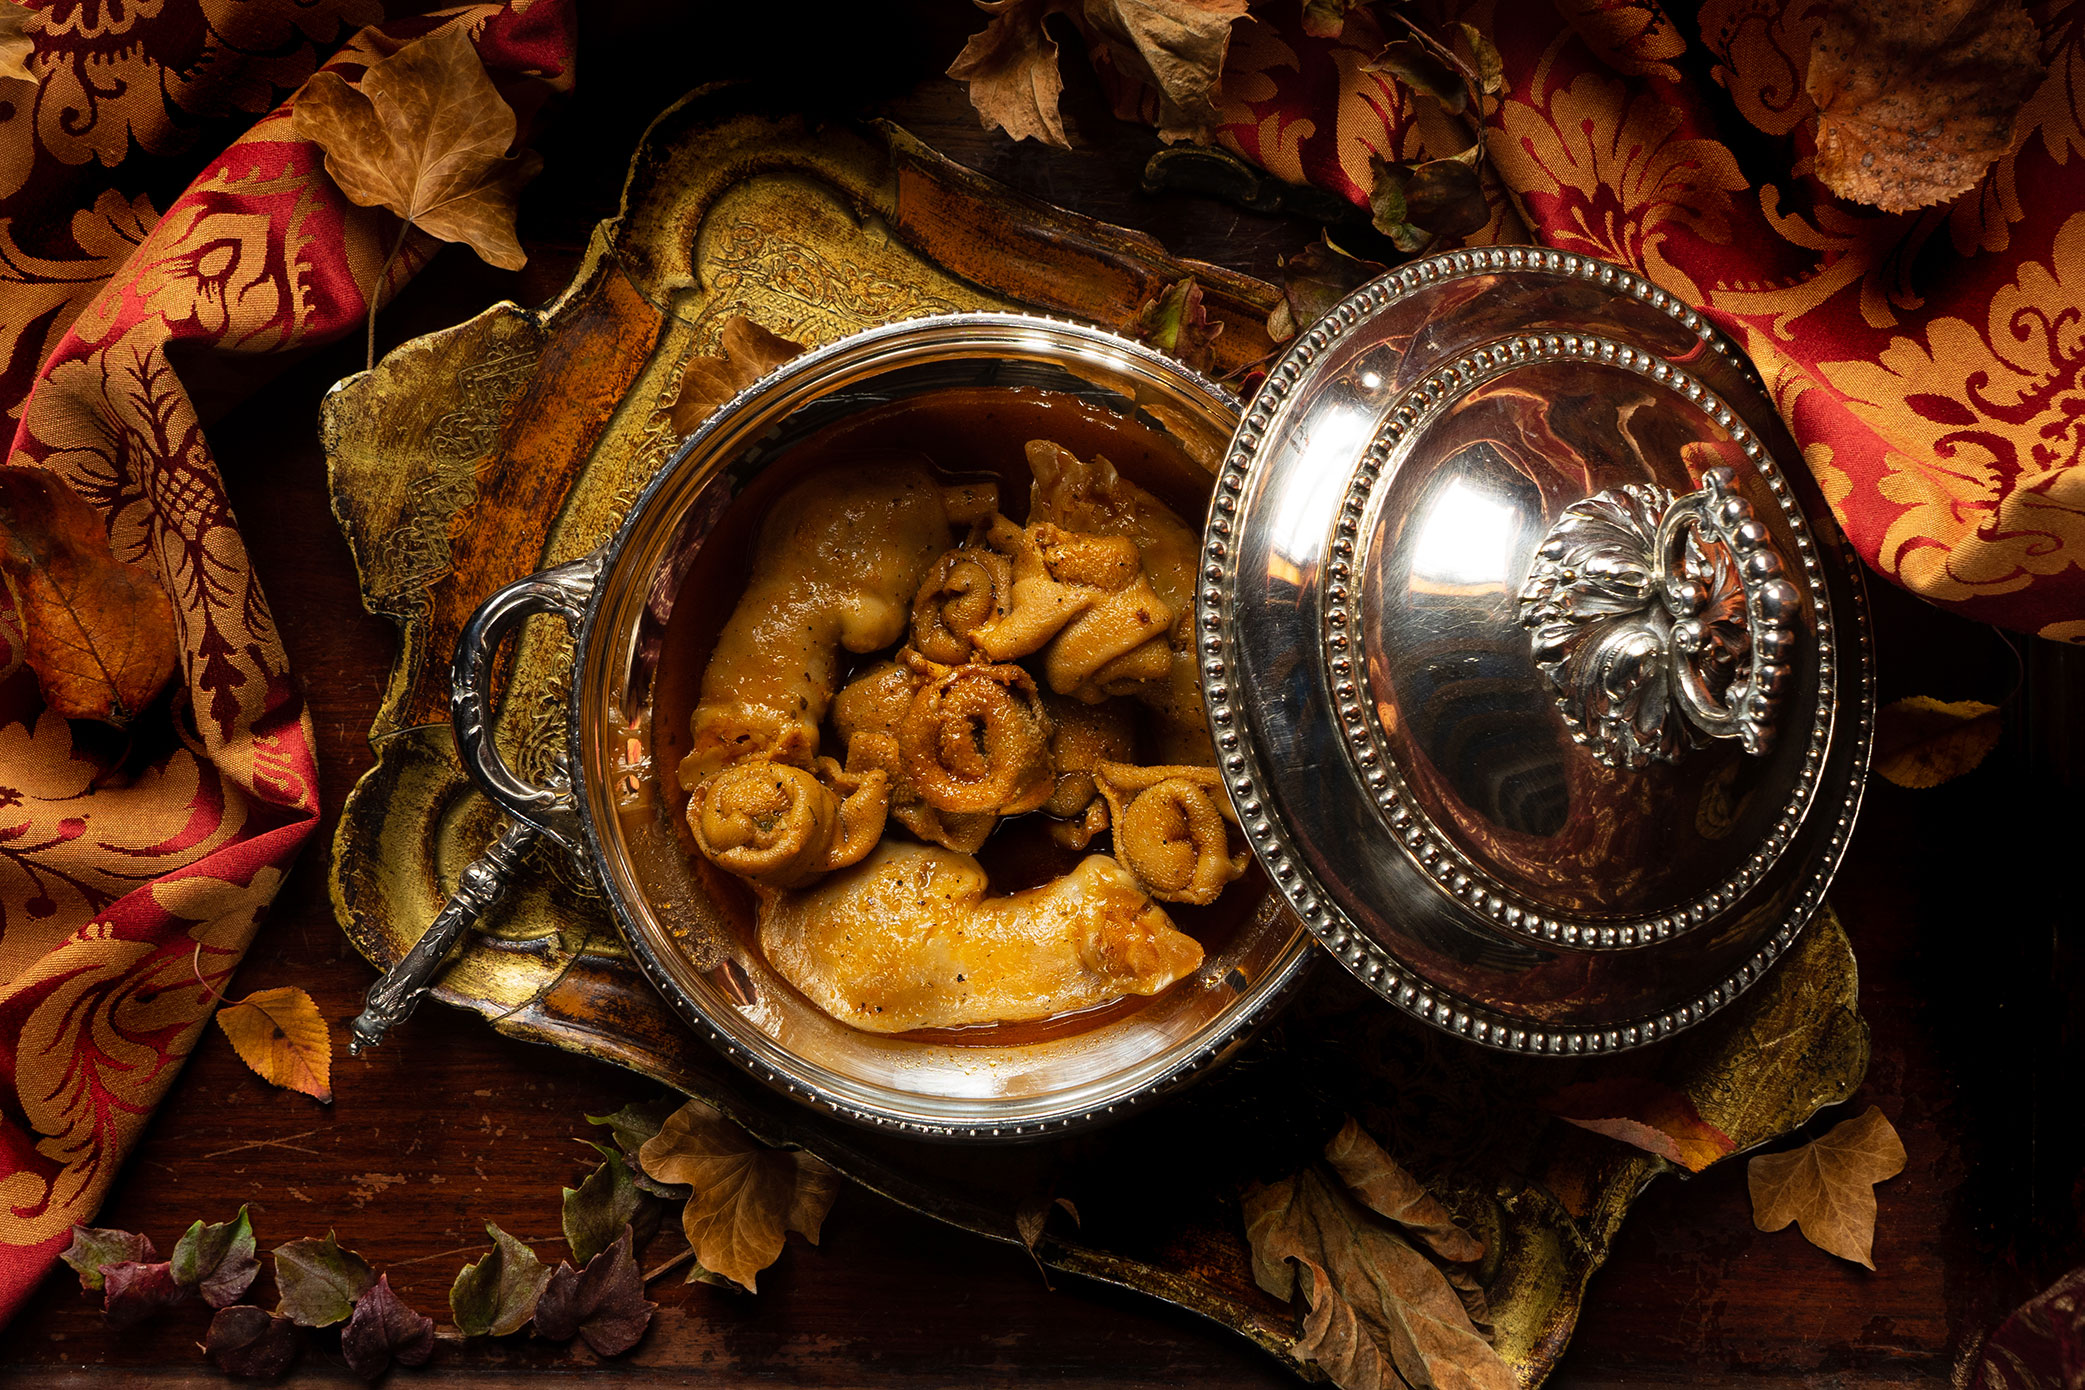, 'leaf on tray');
204,1304,299,1378
292,23,541,270
637,1097,840,1294
1543,1077,1737,1173
1873,696,2002,788
667,317,806,436
449,1221,552,1337
1128,277,1223,374
273,1231,377,1328
172,1205,260,1308
1804,0,2043,213
534,1226,656,1357
564,1140,663,1266
1322,1117,1485,1263
102,1260,186,1329
61,1225,156,1293
215,986,333,1102
1268,236,1387,343
1748,1104,1906,1268
588,1098,692,1199
948,0,1072,149
1244,1167,1514,1390
341,1274,435,1379
0,467,179,727
1,2,37,85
